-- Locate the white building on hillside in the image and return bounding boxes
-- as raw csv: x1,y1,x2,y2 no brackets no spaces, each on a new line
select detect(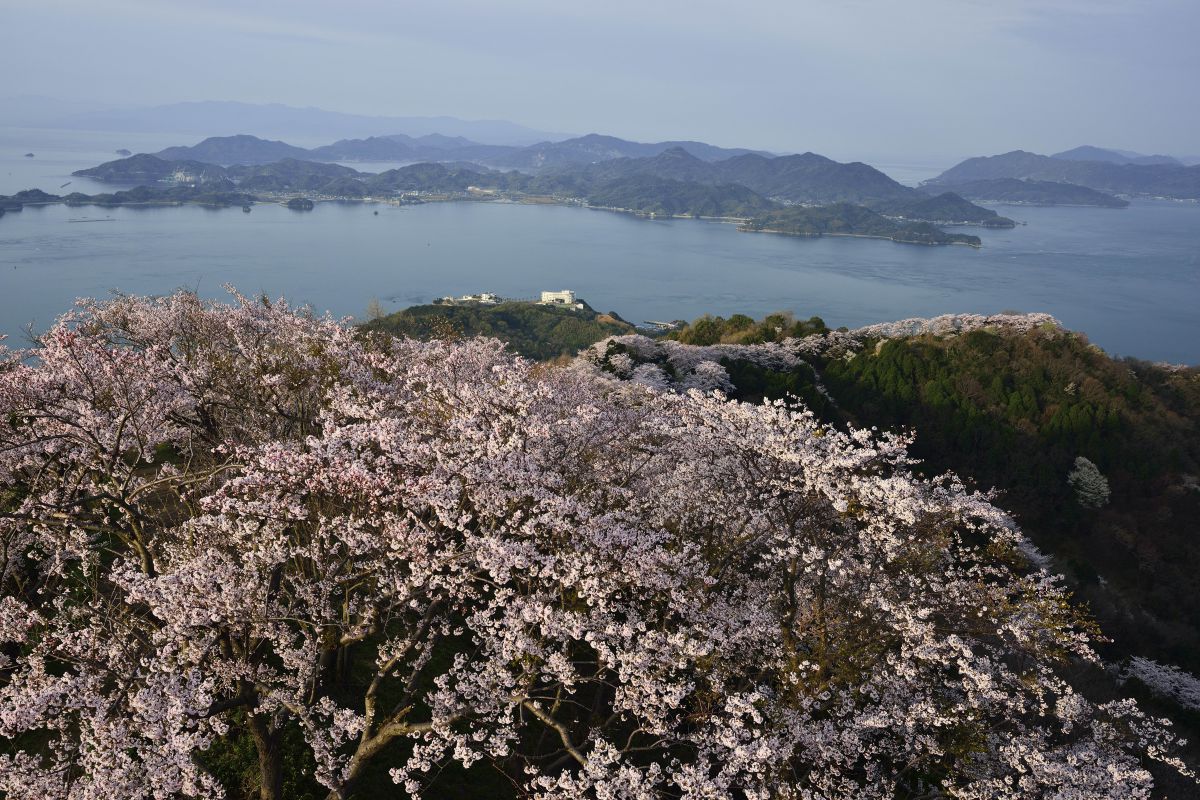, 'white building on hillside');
539,290,576,305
